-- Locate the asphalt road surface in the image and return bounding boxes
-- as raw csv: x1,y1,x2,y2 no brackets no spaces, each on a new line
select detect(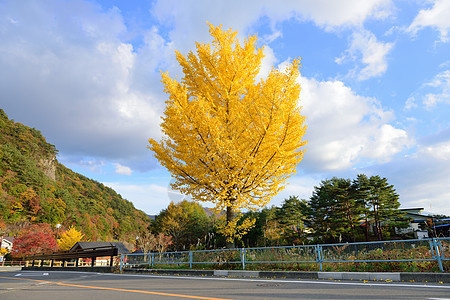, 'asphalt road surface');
0,270,449,299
